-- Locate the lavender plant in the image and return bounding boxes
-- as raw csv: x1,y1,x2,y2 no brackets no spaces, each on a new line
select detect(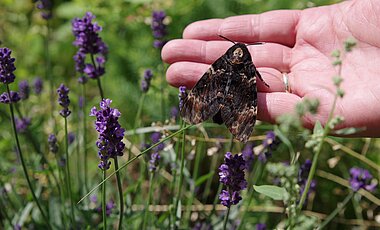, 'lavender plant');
90,98,125,229
0,47,51,228
72,12,108,98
